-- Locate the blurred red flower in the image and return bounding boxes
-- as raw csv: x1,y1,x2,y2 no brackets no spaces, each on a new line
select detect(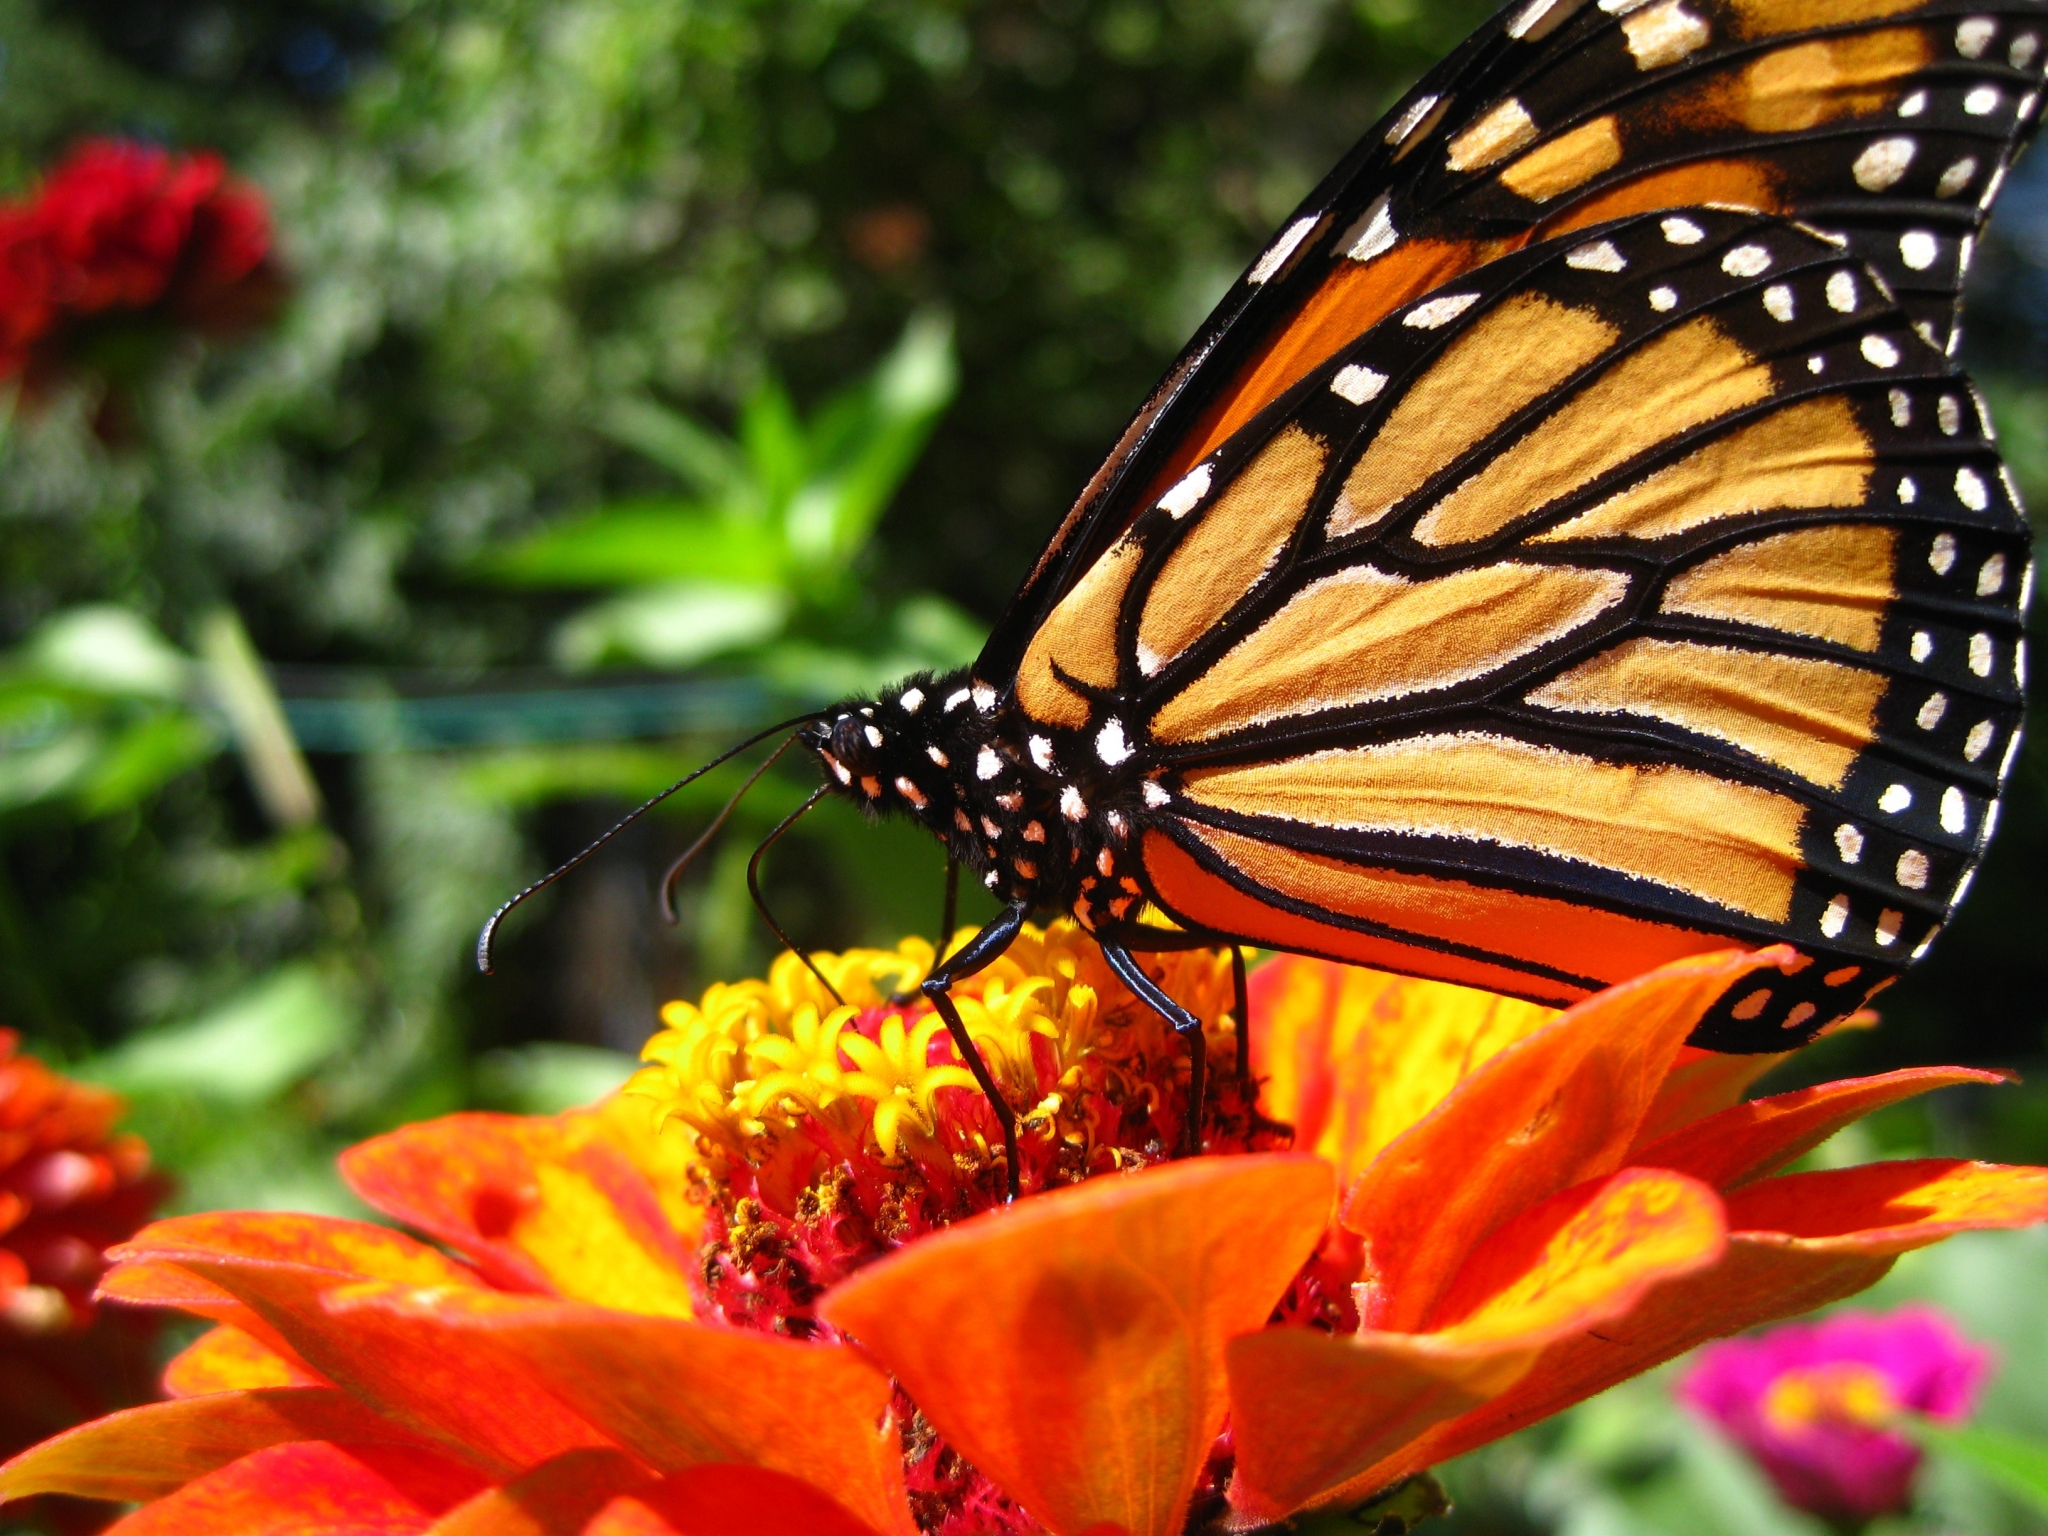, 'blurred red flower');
0,139,282,400
1681,1305,1992,1525
1,1030,167,1532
